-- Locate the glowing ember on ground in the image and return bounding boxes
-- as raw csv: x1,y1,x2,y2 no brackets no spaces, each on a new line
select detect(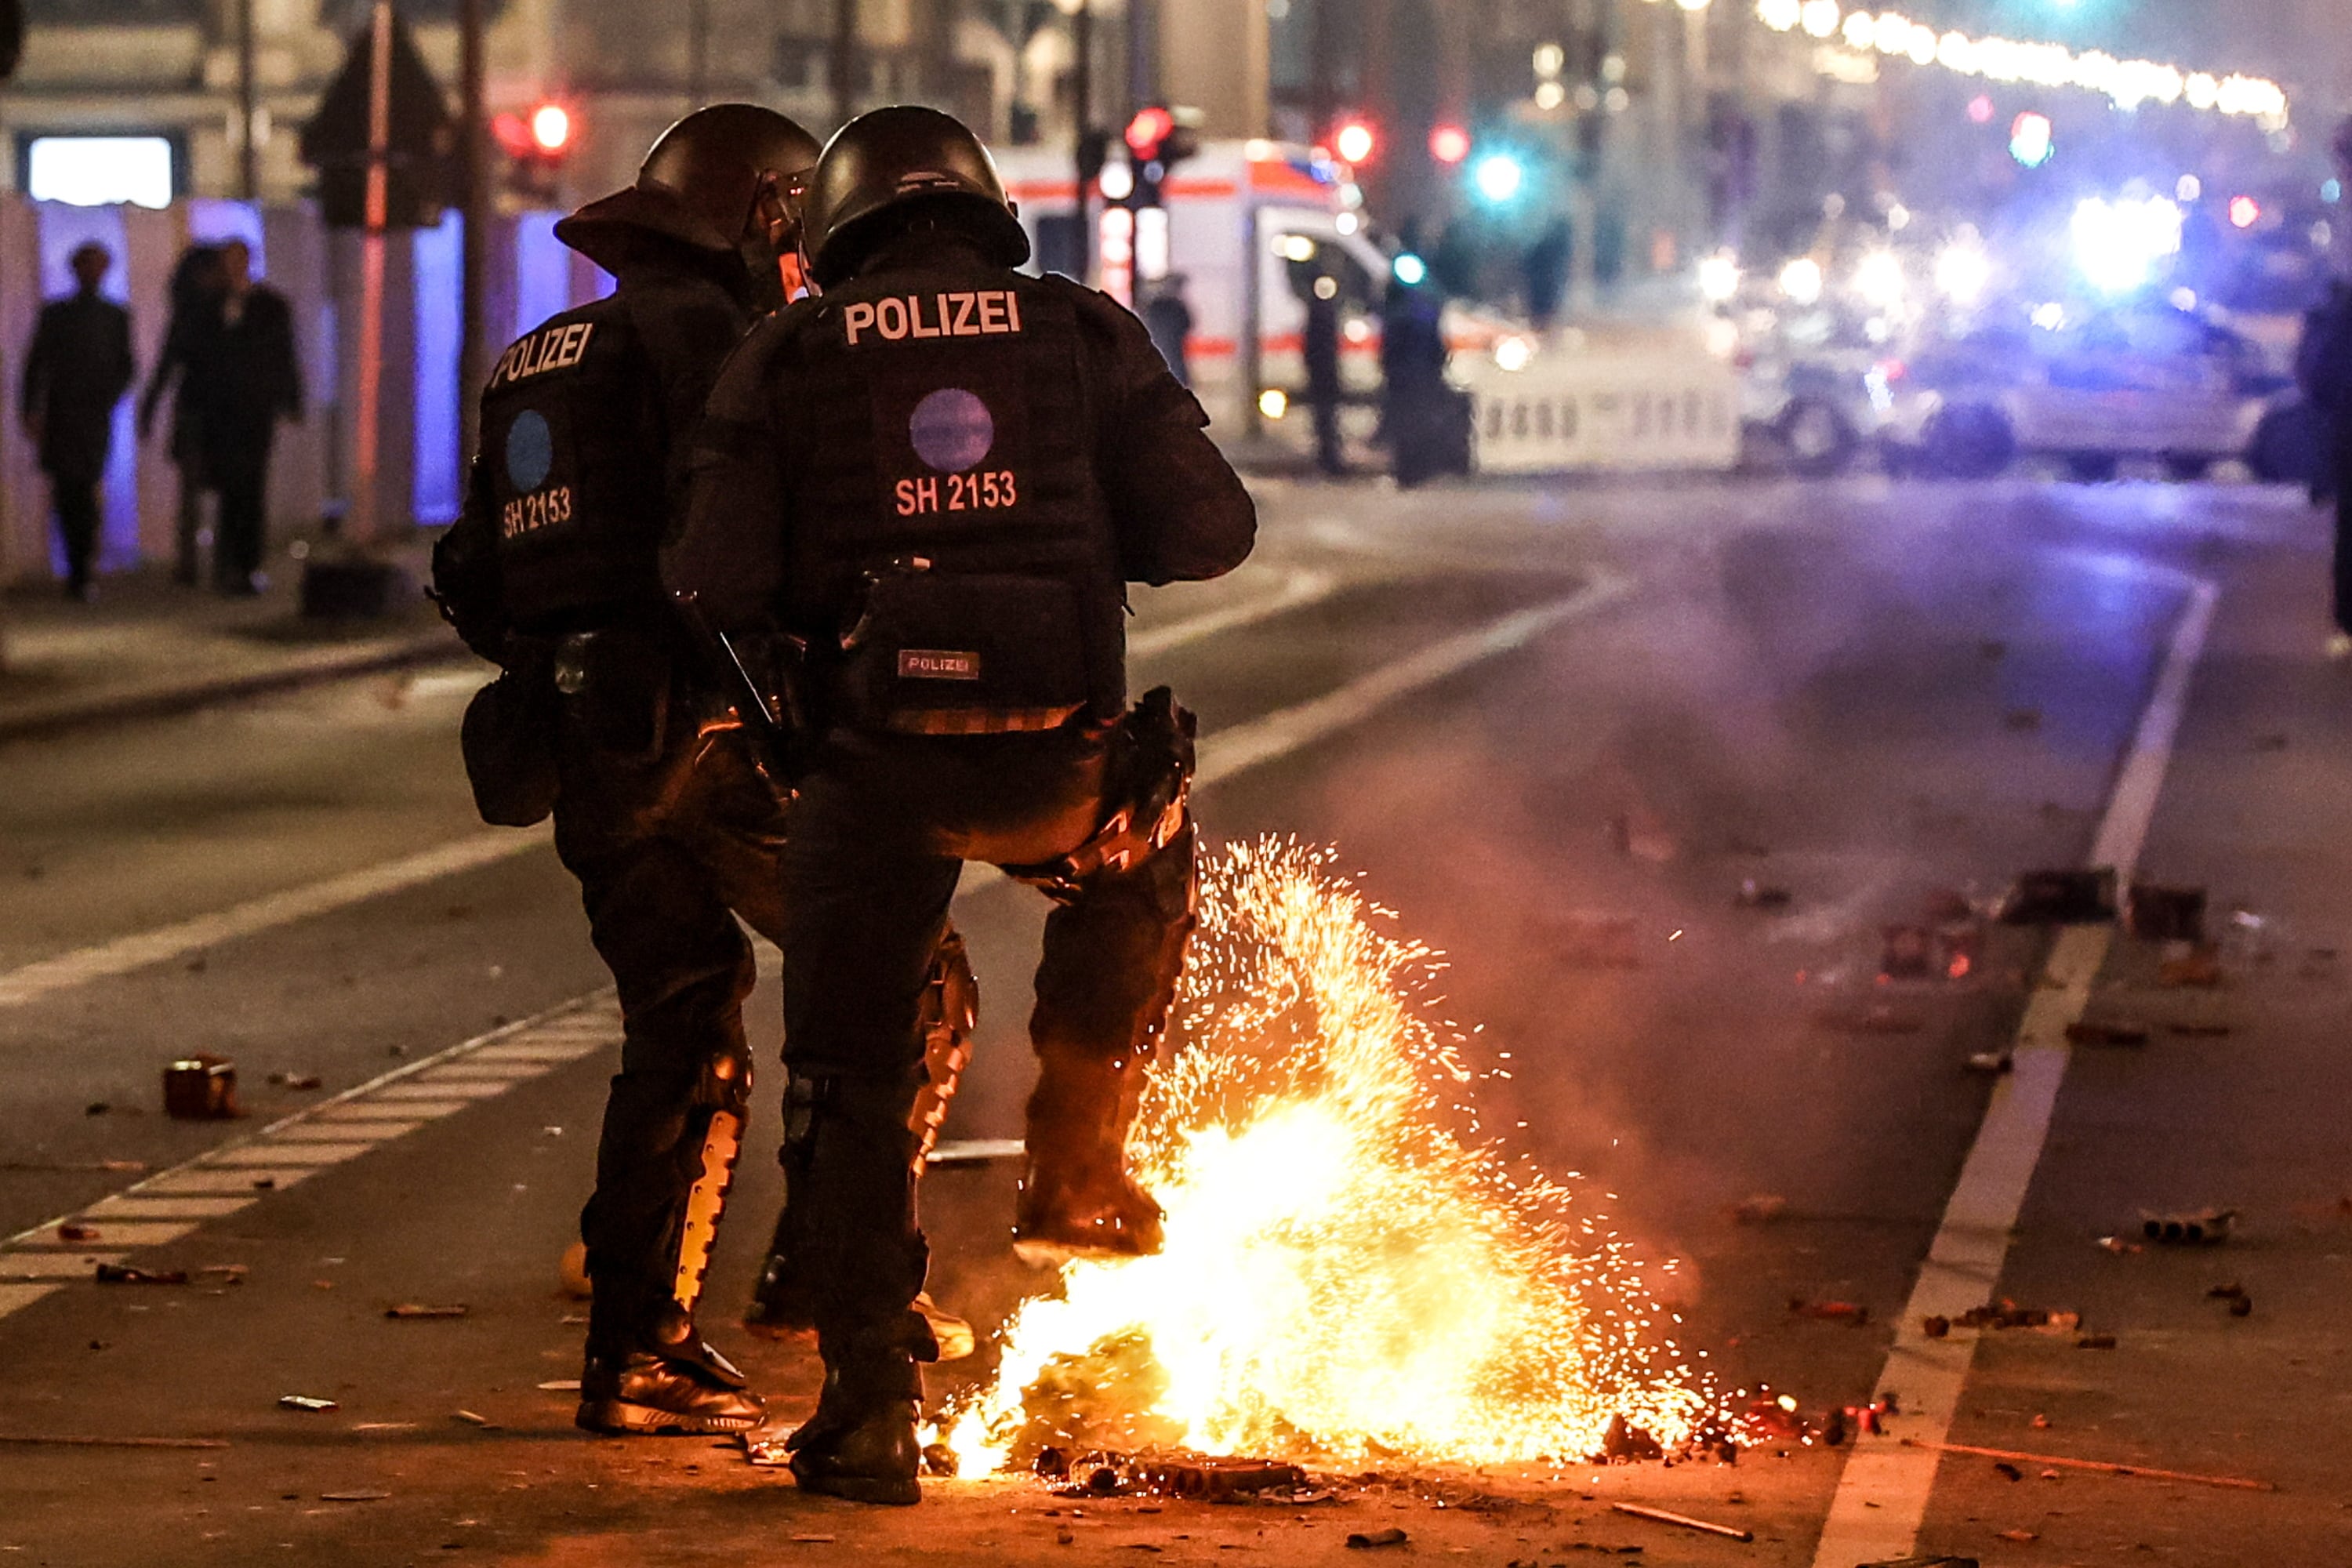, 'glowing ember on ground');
945,839,1710,1473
